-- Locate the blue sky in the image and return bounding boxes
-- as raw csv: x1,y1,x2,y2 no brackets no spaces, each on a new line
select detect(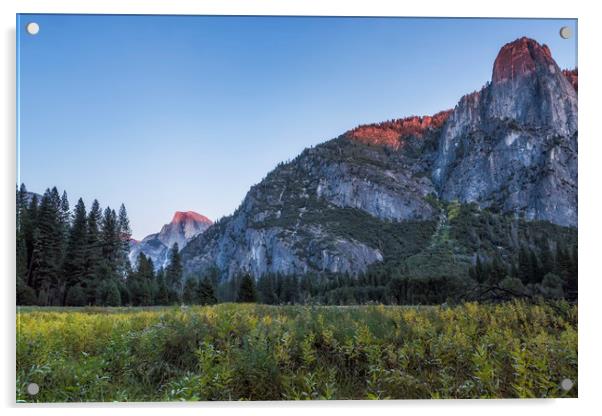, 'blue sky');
17,15,577,239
